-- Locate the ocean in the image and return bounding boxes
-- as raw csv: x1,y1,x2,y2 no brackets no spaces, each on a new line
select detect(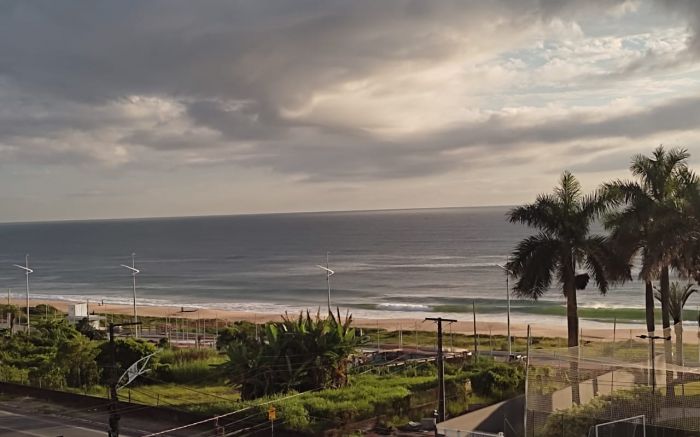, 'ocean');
0,207,661,327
